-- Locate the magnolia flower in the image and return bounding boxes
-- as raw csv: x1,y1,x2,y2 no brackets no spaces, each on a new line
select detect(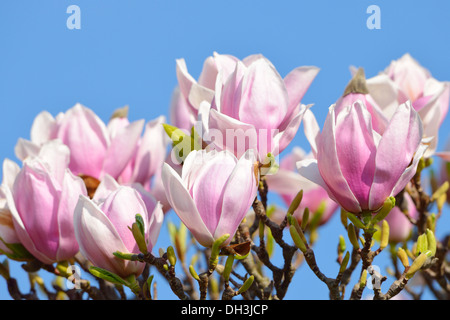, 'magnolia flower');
365,53,450,156
74,184,163,278
0,159,21,255
162,149,258,248
265,147,339,226
175,53,241,116
15,103,145,181
5,140,87,264
198,55,318,160
117,115,168,191
298,100,429,214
